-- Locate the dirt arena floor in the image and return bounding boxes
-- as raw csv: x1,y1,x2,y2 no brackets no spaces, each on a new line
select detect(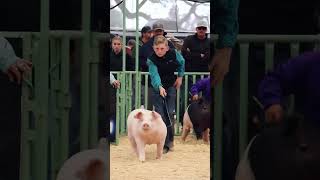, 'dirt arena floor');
110,135,210,180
